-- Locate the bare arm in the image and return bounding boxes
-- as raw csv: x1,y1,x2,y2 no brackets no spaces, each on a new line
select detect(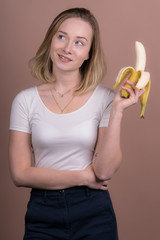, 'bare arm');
92,80,145,180
9,130,108,190
92,112,122,181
